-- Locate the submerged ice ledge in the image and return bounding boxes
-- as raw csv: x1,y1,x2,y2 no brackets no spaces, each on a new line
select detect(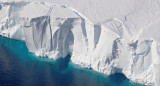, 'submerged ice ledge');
0,1,160,86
